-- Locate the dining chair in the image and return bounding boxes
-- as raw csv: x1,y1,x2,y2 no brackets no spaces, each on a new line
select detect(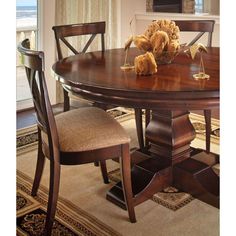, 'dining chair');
52,21,105,112
135,20,215,153
52,21,111,168
18,39,136,235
